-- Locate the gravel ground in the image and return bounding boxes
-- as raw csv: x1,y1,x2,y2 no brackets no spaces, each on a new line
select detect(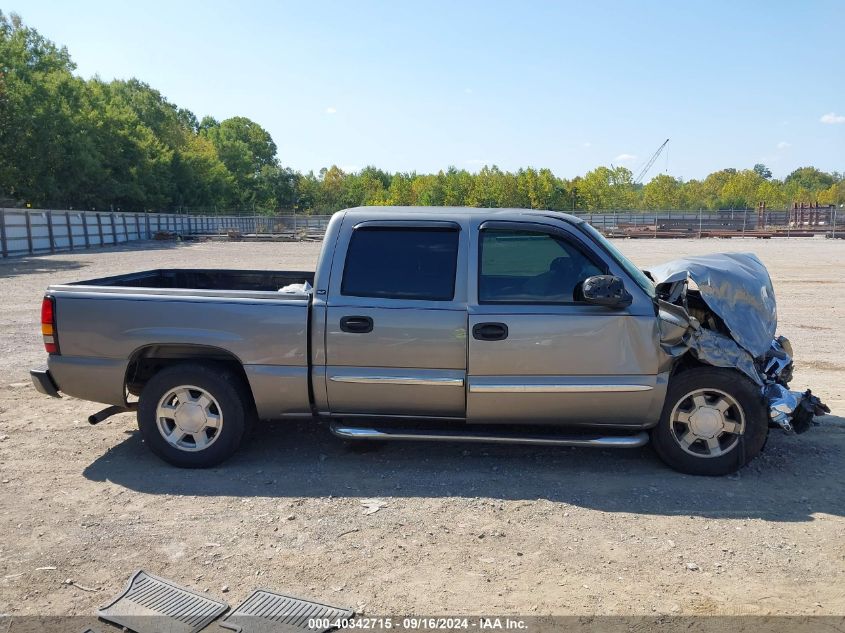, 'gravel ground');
0,237,844,619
